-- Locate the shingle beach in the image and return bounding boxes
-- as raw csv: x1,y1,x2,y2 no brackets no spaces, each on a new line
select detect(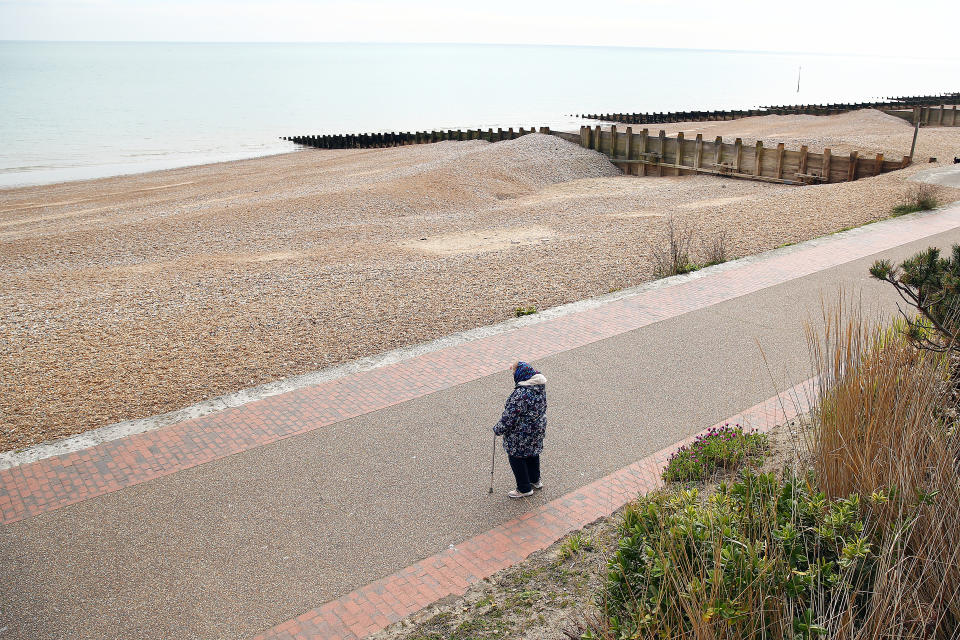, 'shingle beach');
2,109,959,451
